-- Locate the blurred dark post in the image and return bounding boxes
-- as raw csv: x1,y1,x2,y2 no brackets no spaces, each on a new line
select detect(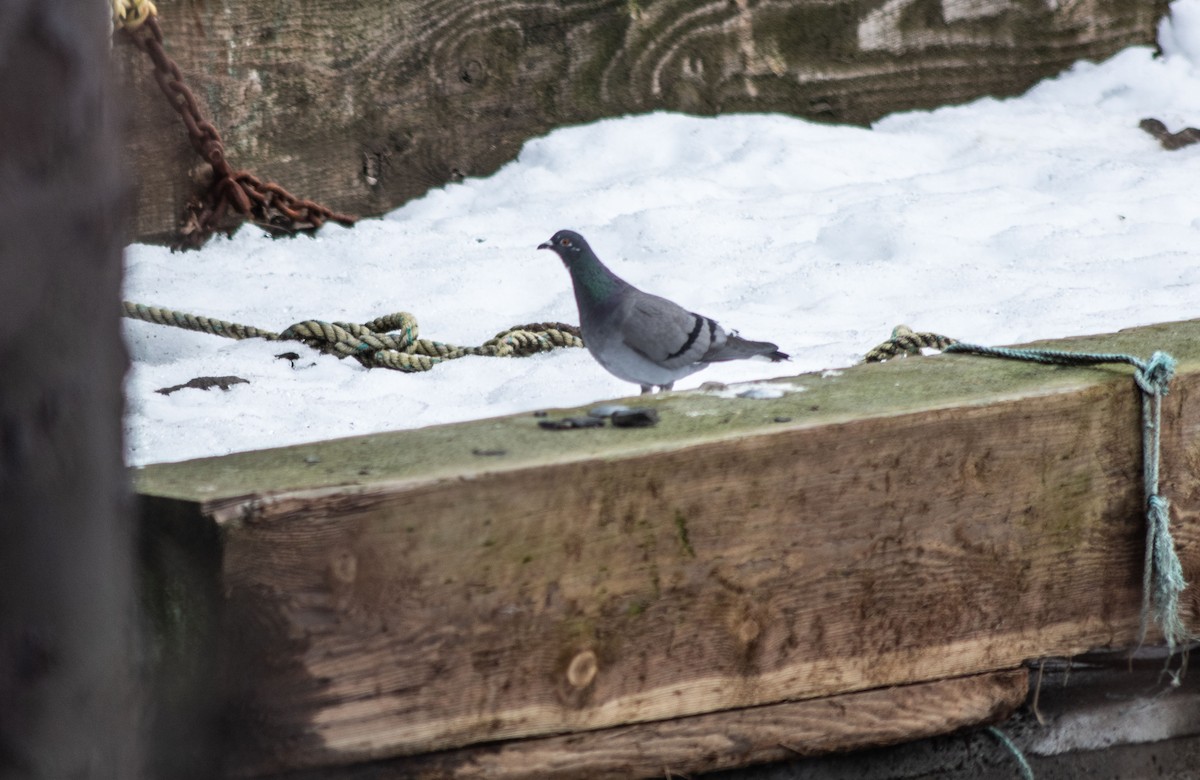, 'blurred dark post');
0,0,140,777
